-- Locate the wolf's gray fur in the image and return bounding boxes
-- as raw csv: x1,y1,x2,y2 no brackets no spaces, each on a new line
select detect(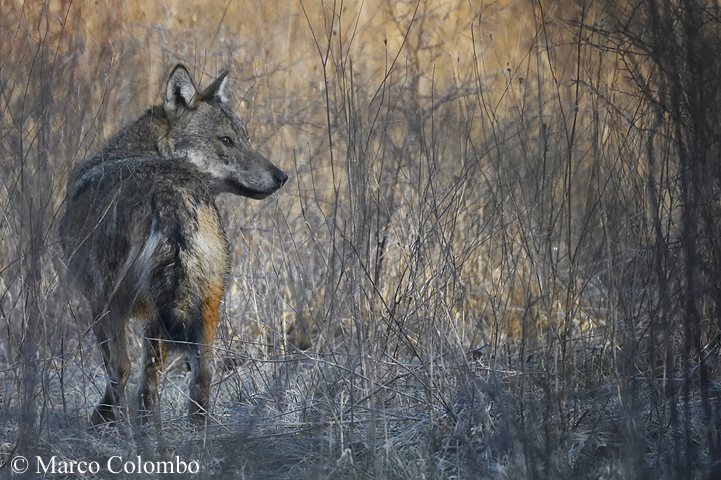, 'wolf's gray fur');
60,65,287,425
